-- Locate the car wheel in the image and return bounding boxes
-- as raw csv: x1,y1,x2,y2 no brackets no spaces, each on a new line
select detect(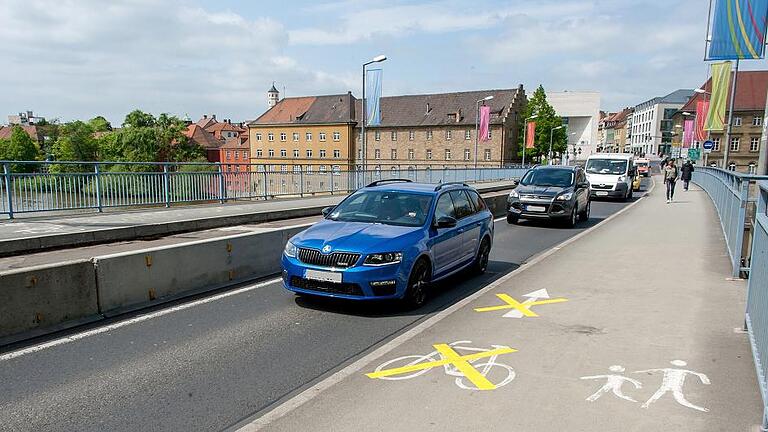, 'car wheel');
403,259,431,309
565,207,577,228
506,213,519,225
578,200,590,222
472,237,491,275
